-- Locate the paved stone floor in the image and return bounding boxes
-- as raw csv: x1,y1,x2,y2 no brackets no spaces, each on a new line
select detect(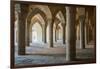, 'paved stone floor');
15,54,66,66
15,40,95,66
